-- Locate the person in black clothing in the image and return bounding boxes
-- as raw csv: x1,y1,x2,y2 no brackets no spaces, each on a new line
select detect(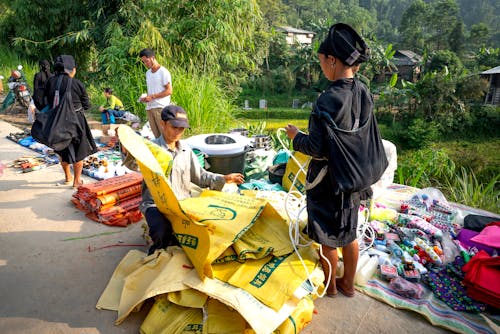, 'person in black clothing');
285,23,371,298
33,59,53,111
43,55,97,188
